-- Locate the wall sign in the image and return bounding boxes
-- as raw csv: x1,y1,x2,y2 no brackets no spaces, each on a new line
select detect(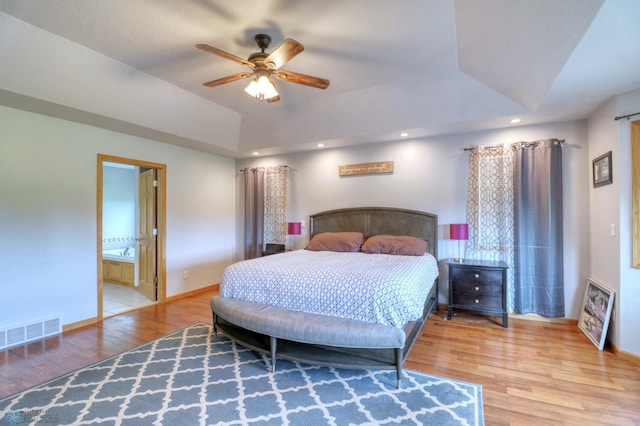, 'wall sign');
338,161,394,176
